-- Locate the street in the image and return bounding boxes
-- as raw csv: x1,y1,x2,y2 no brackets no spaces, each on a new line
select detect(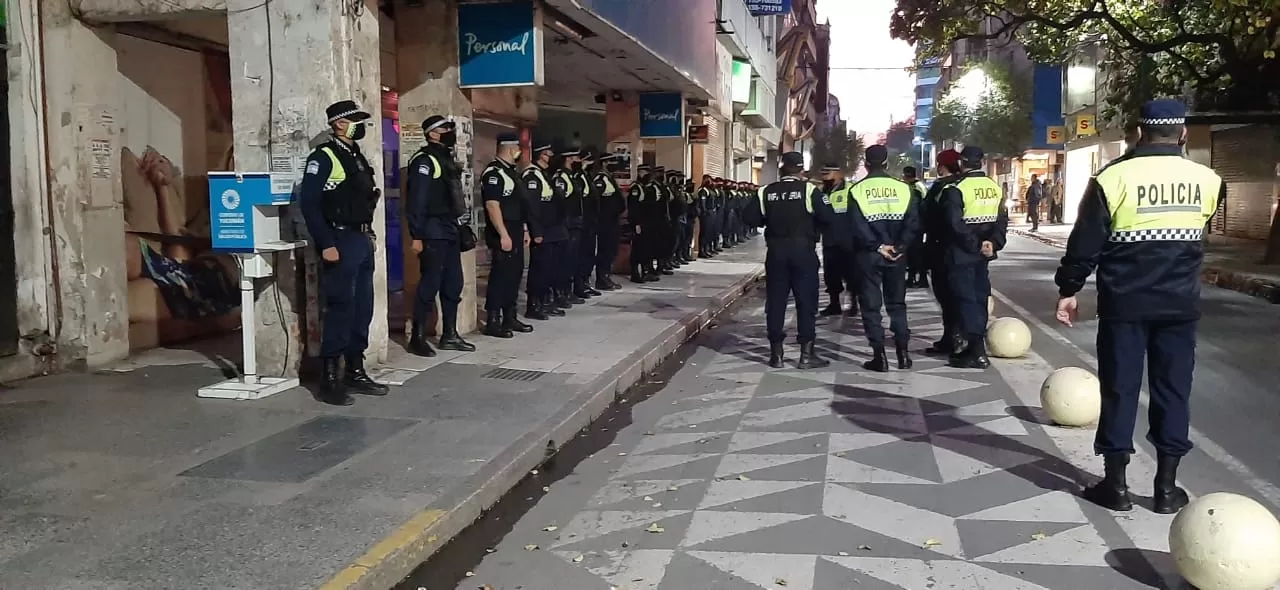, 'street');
399,235,1280,590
